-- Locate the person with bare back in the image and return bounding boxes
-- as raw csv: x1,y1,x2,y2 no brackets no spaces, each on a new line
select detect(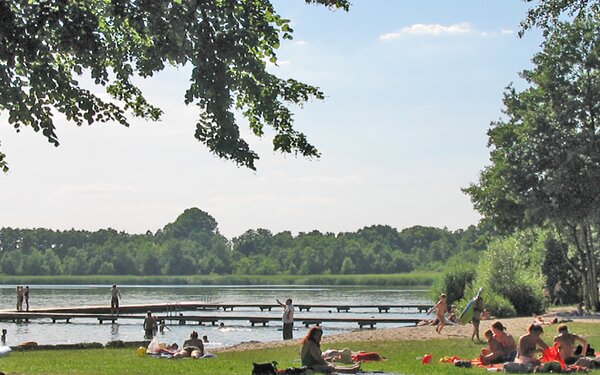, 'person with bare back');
553,324,588,365
427,293,448,334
